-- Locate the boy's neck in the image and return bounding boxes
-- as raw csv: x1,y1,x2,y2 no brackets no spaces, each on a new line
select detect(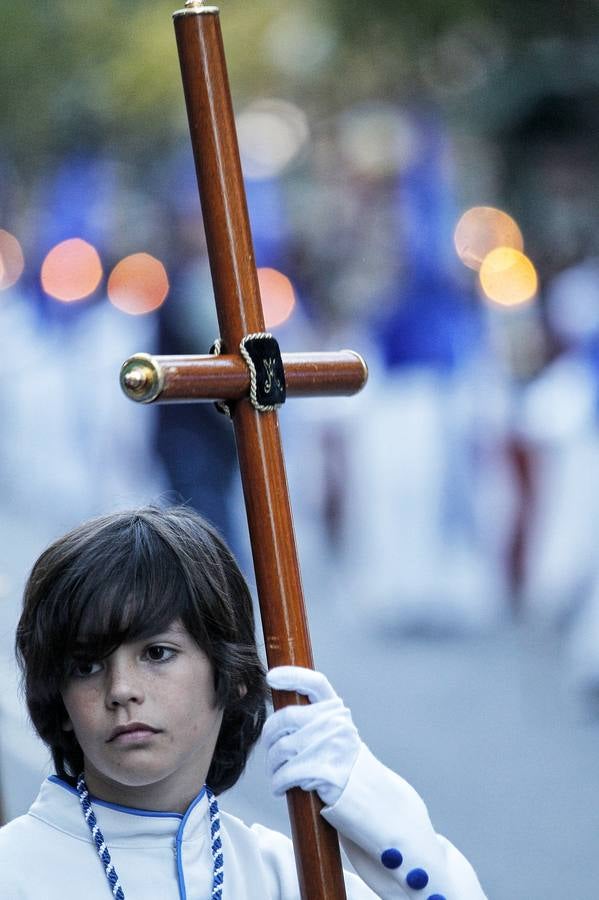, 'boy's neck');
83,764,207,814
